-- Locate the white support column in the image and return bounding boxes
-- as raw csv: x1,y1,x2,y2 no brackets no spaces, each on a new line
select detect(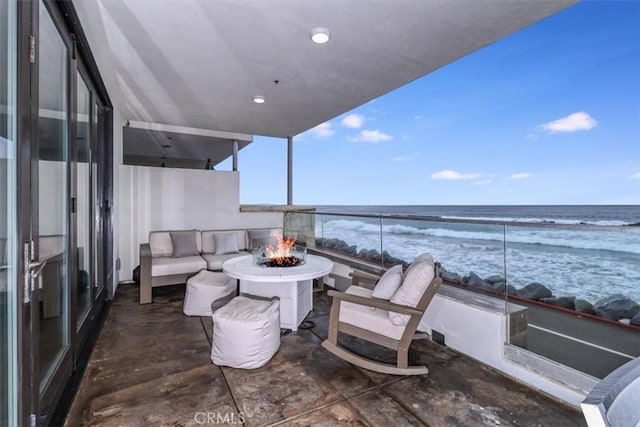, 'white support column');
287,136,293,205
232,139,239,171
